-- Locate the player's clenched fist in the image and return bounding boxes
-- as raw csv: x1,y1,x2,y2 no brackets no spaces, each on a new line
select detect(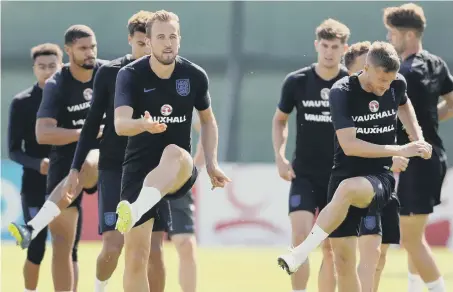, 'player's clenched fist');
390,156,409,172
276,157,296,181
141,111,167,134
399,140,432,159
